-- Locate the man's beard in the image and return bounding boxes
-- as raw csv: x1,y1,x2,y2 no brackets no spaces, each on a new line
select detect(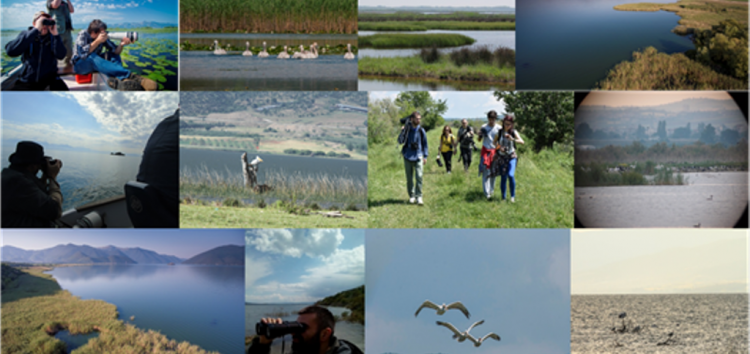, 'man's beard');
291,333,322,354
